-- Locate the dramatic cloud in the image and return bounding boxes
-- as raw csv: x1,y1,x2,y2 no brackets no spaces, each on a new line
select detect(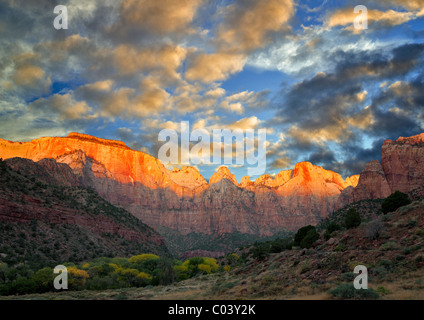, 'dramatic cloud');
376,0,424,12
269,42,424,175
216,0,295,52
108,0,203,41
186,53,247,83
327,8,417,31
0,0,423,180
